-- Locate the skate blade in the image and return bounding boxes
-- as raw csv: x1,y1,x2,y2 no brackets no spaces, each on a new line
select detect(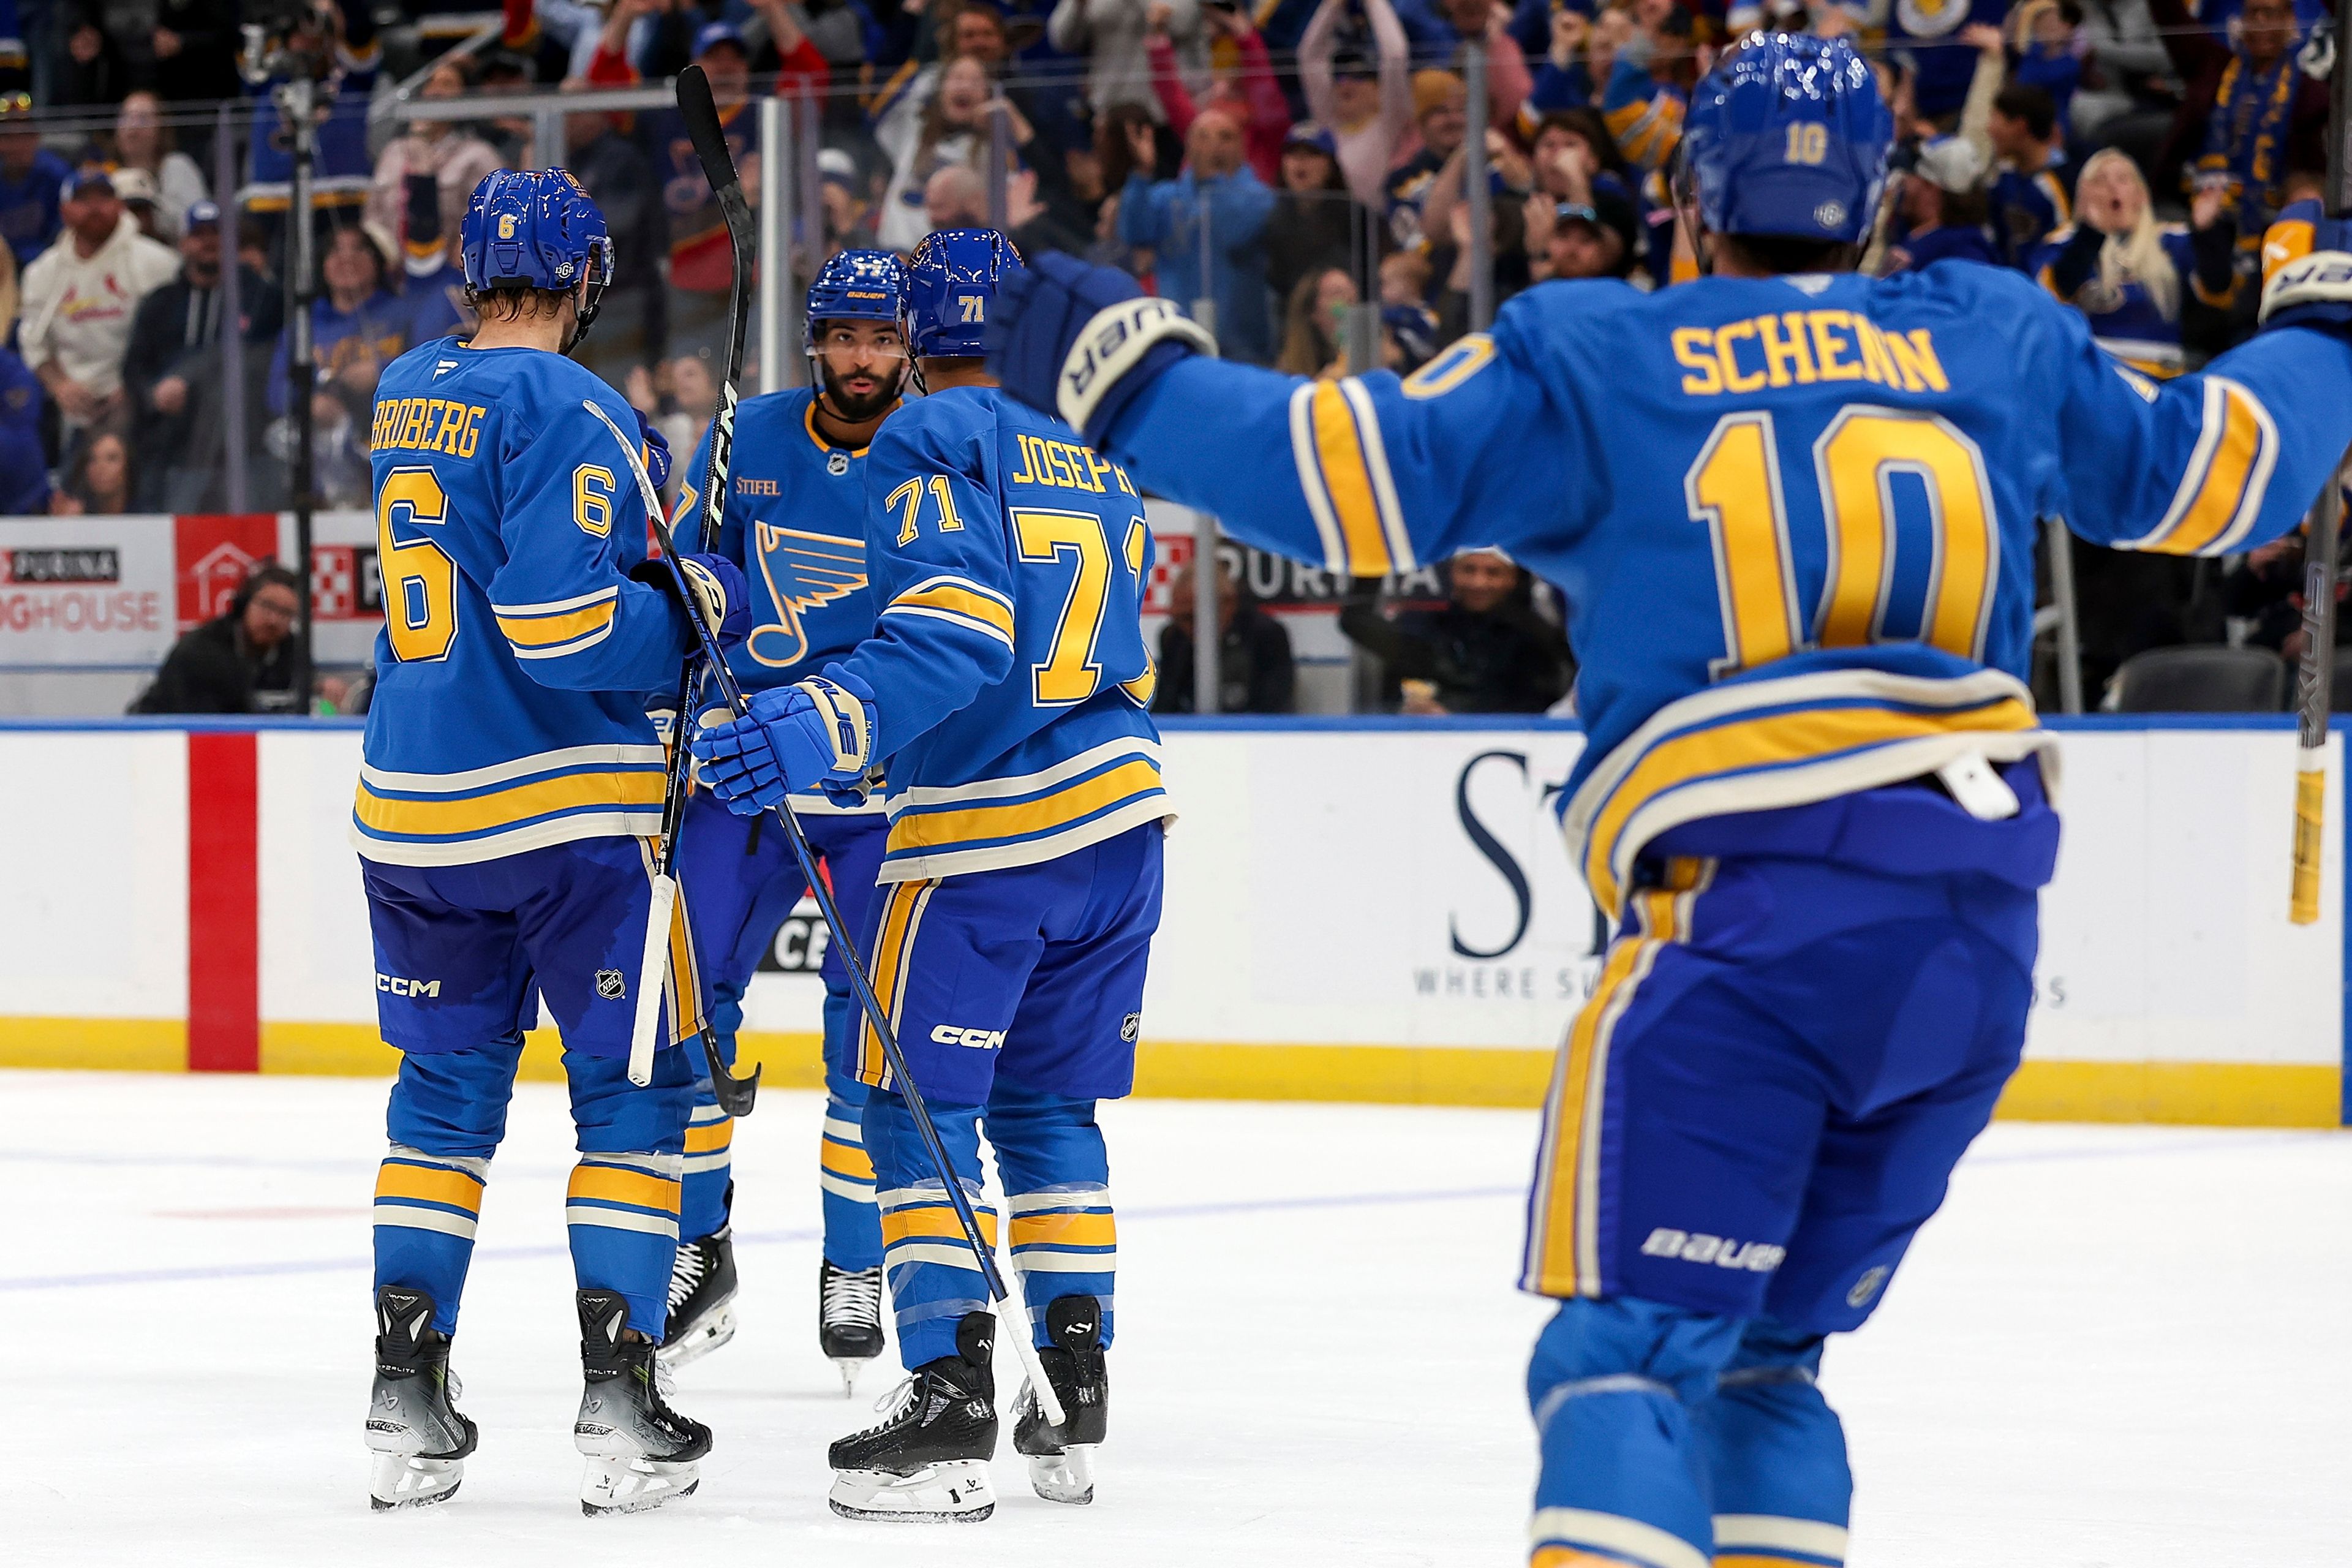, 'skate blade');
827,1460,995,1522
656,1301,737,1369
832,1356,873,1397
1027,1444,1096,1506
369,1453,464,1511
580,1457,701,1516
